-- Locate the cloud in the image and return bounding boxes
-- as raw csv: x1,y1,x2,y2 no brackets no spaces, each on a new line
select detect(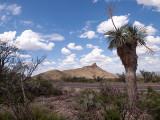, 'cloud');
20,20,33,26
43,61,56,65
79,31,97,39
137,0,160,12
97,15,129,33
15,30,55,50
42,34,64,41
0,30,65,50
61,47,71,55
80,48,124,73
146,36,160,45
0,4,21,15
82,21,97,31
12,52,31,58
80,48,112,65
19,54,31,58
92,0,98,3
138,56,160,72
86,44,99,49
0,4,6,11
67,43,83,50
6,4,21,15
133,21,157,35
58,54,79,69
0,31,17,41
0,4,21,26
